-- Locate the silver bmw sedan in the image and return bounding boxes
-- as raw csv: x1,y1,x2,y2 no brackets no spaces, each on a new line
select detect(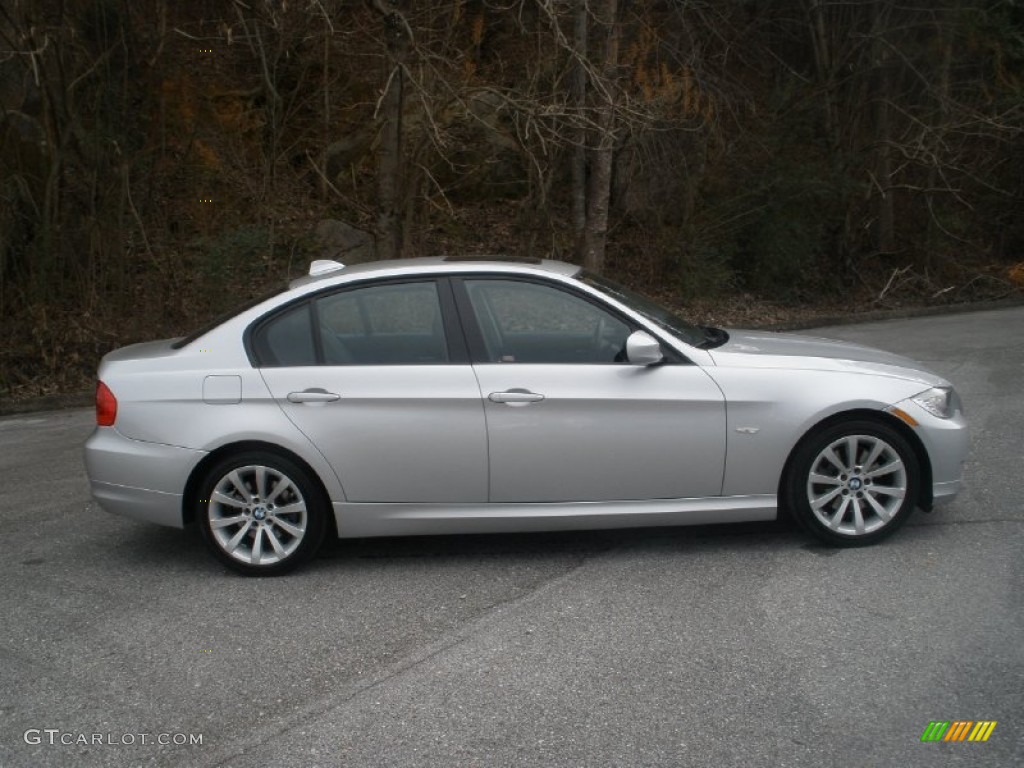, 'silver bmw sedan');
84,257,969,575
